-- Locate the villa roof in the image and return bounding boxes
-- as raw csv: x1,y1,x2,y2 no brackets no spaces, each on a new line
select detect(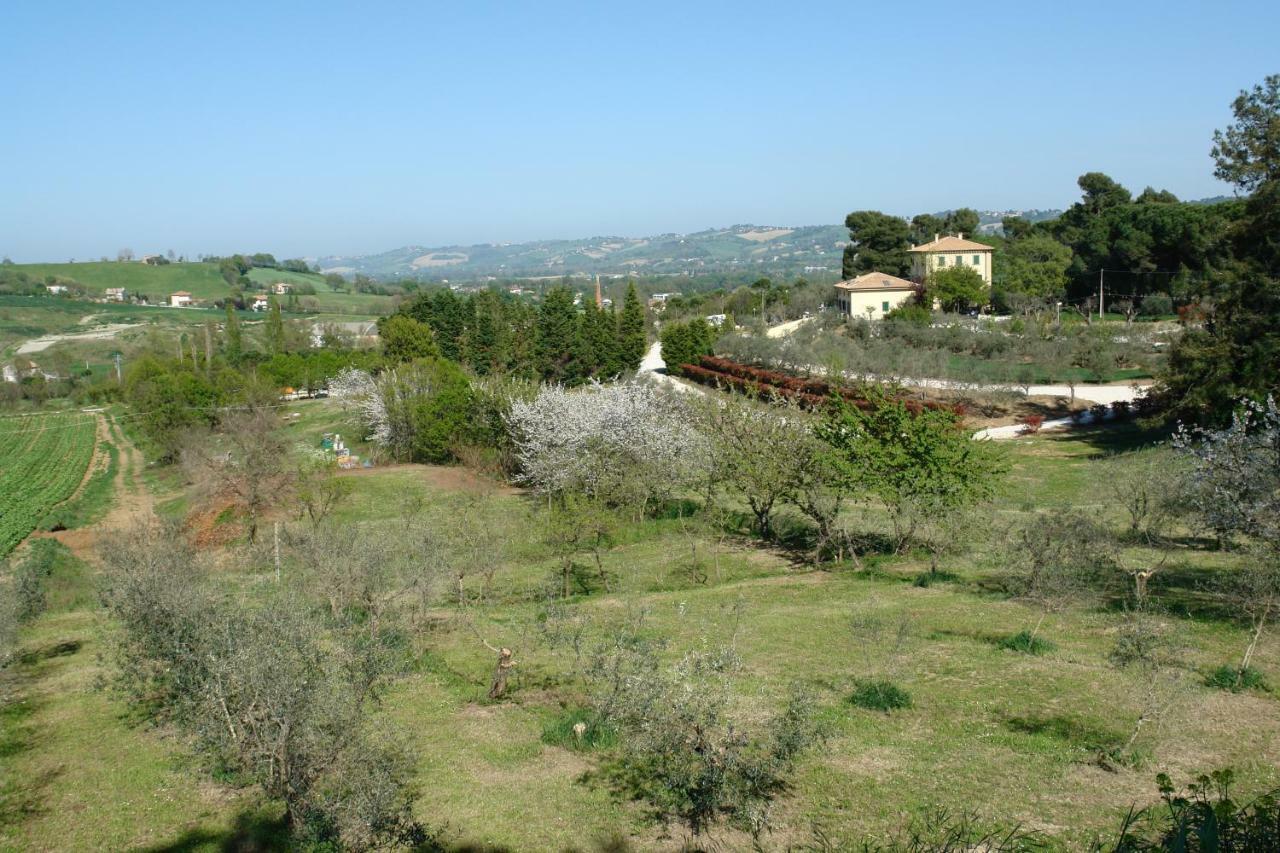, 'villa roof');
908,234,993,253
834,272,917,291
